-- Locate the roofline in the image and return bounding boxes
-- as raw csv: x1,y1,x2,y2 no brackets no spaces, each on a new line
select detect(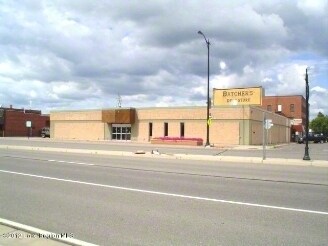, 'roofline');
50,107,136,113
263,95,305,98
